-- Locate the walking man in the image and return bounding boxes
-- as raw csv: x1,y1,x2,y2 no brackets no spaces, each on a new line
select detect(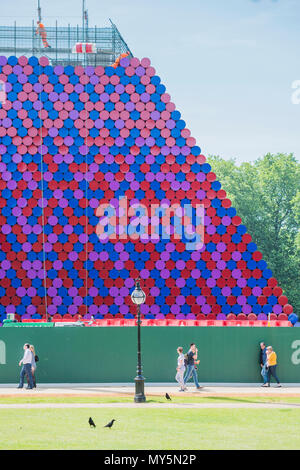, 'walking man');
263,346,282,388
259,342,268,386
183,343,202,390
36,21,51,48
17,343,34,390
